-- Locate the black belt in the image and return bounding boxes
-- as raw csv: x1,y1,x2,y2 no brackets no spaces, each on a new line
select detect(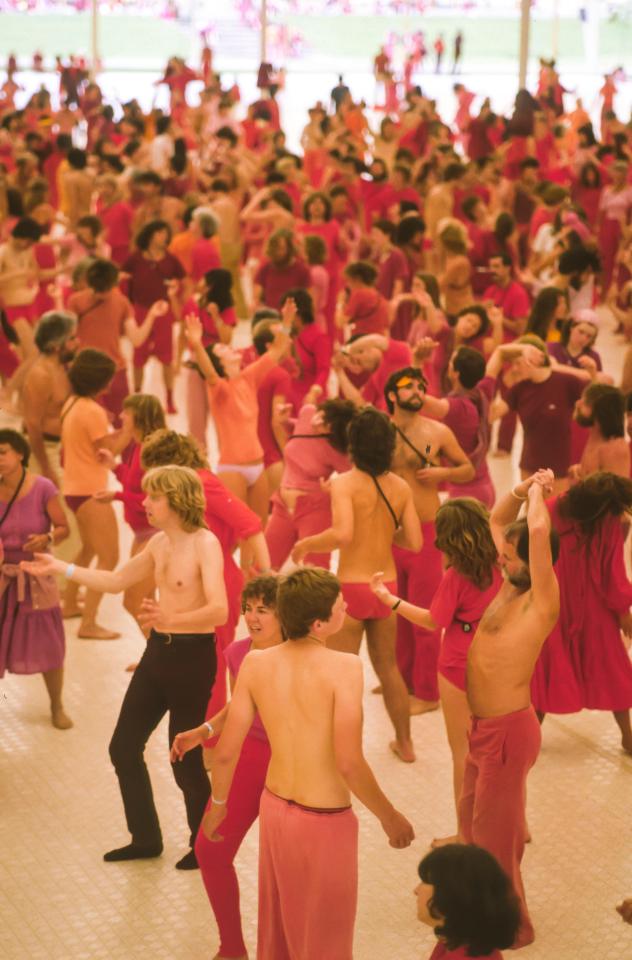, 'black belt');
150,629,216,645
43,433,61,443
